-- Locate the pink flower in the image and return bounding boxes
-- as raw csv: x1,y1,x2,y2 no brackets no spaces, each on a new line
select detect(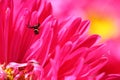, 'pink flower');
0,0,108,80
